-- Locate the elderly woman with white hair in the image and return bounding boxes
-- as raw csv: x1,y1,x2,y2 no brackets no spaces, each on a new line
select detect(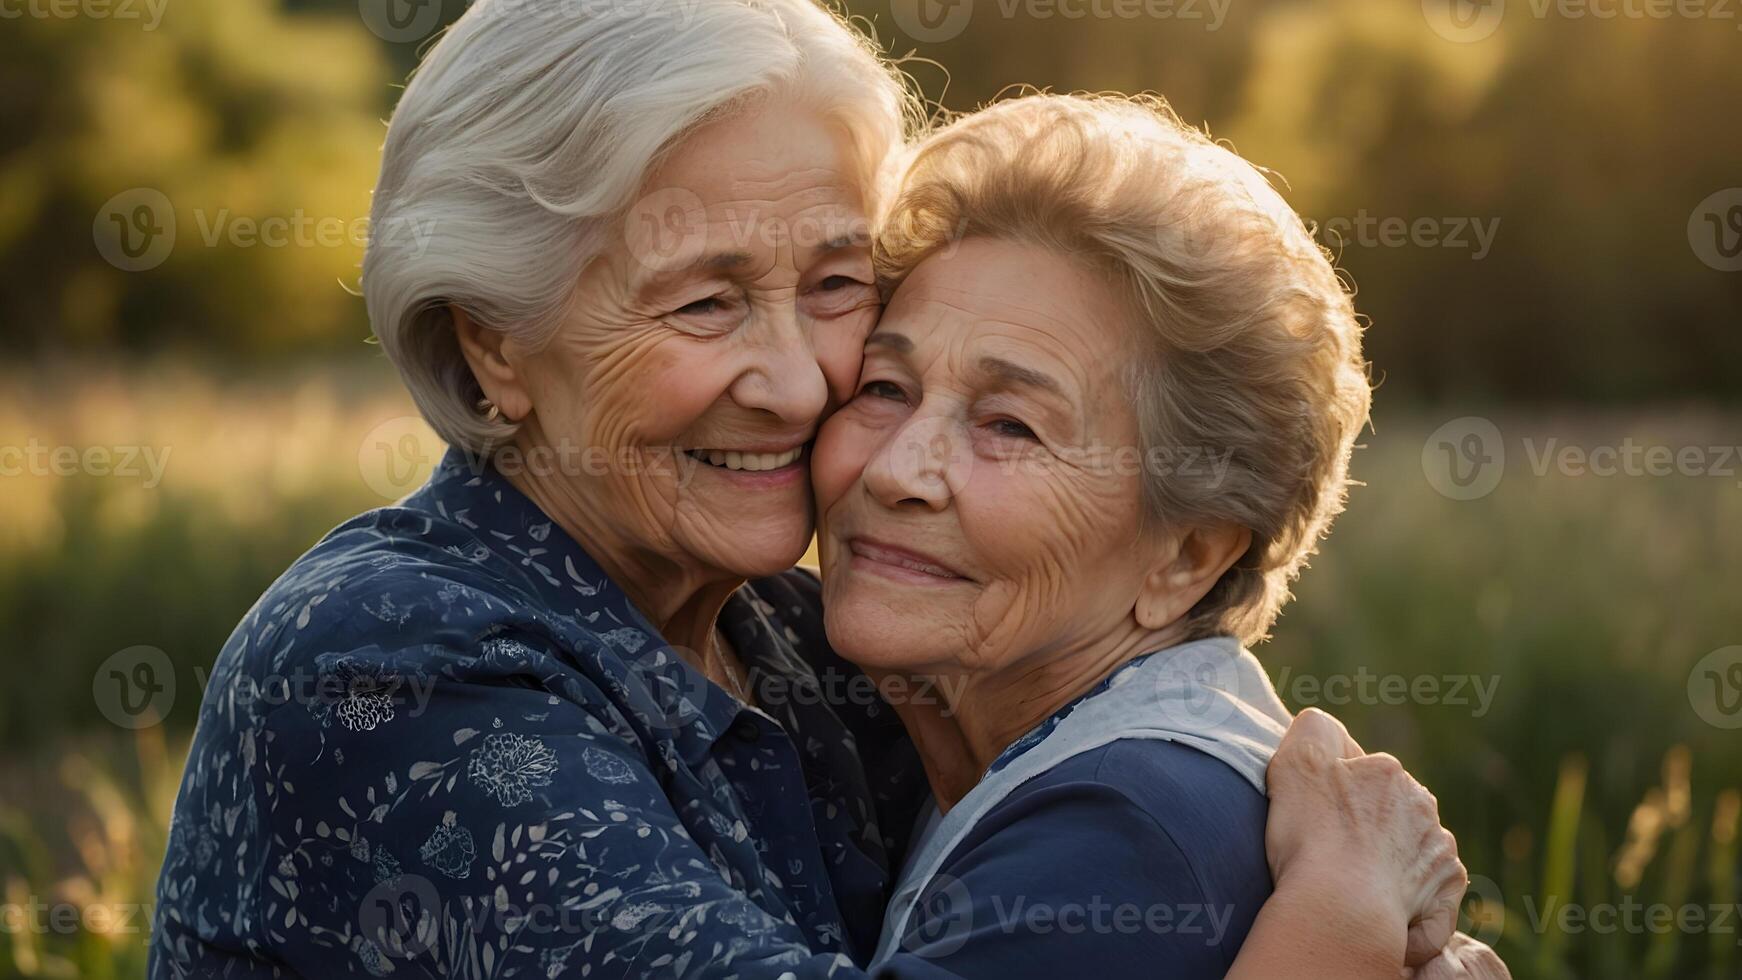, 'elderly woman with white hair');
151,2,1499,978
